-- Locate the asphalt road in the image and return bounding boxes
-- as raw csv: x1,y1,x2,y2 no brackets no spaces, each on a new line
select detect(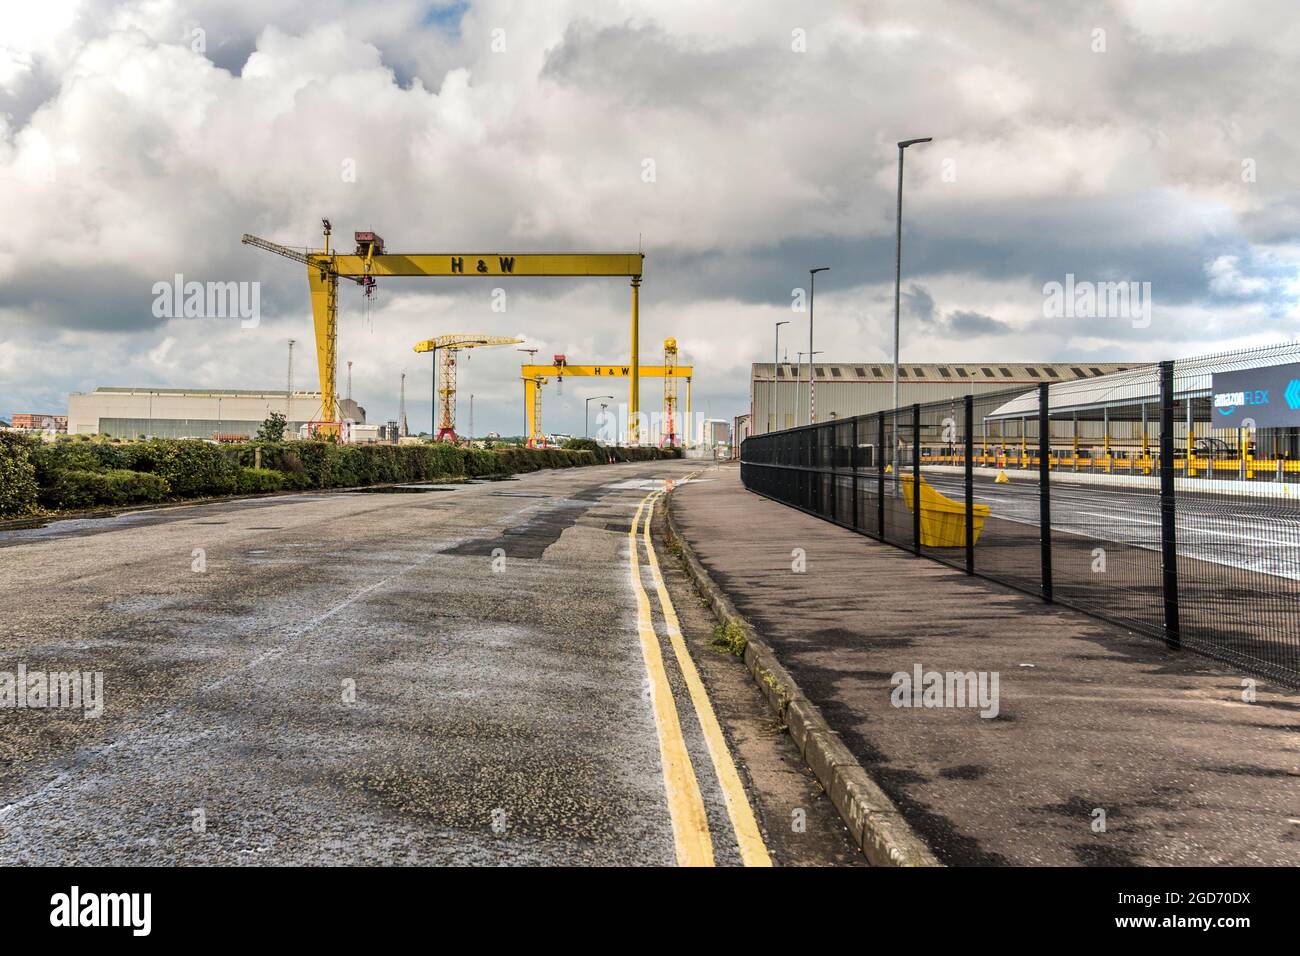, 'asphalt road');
925,472,1300,580
0,460,859,866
